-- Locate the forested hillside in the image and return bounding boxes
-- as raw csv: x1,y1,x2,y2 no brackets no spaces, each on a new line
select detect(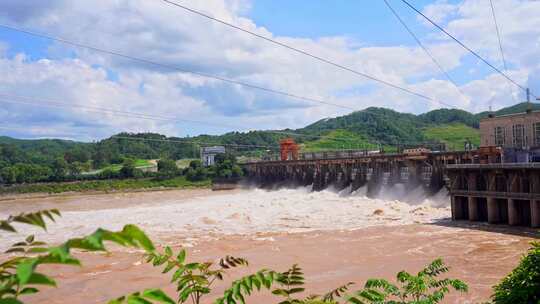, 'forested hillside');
1,102,537,185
